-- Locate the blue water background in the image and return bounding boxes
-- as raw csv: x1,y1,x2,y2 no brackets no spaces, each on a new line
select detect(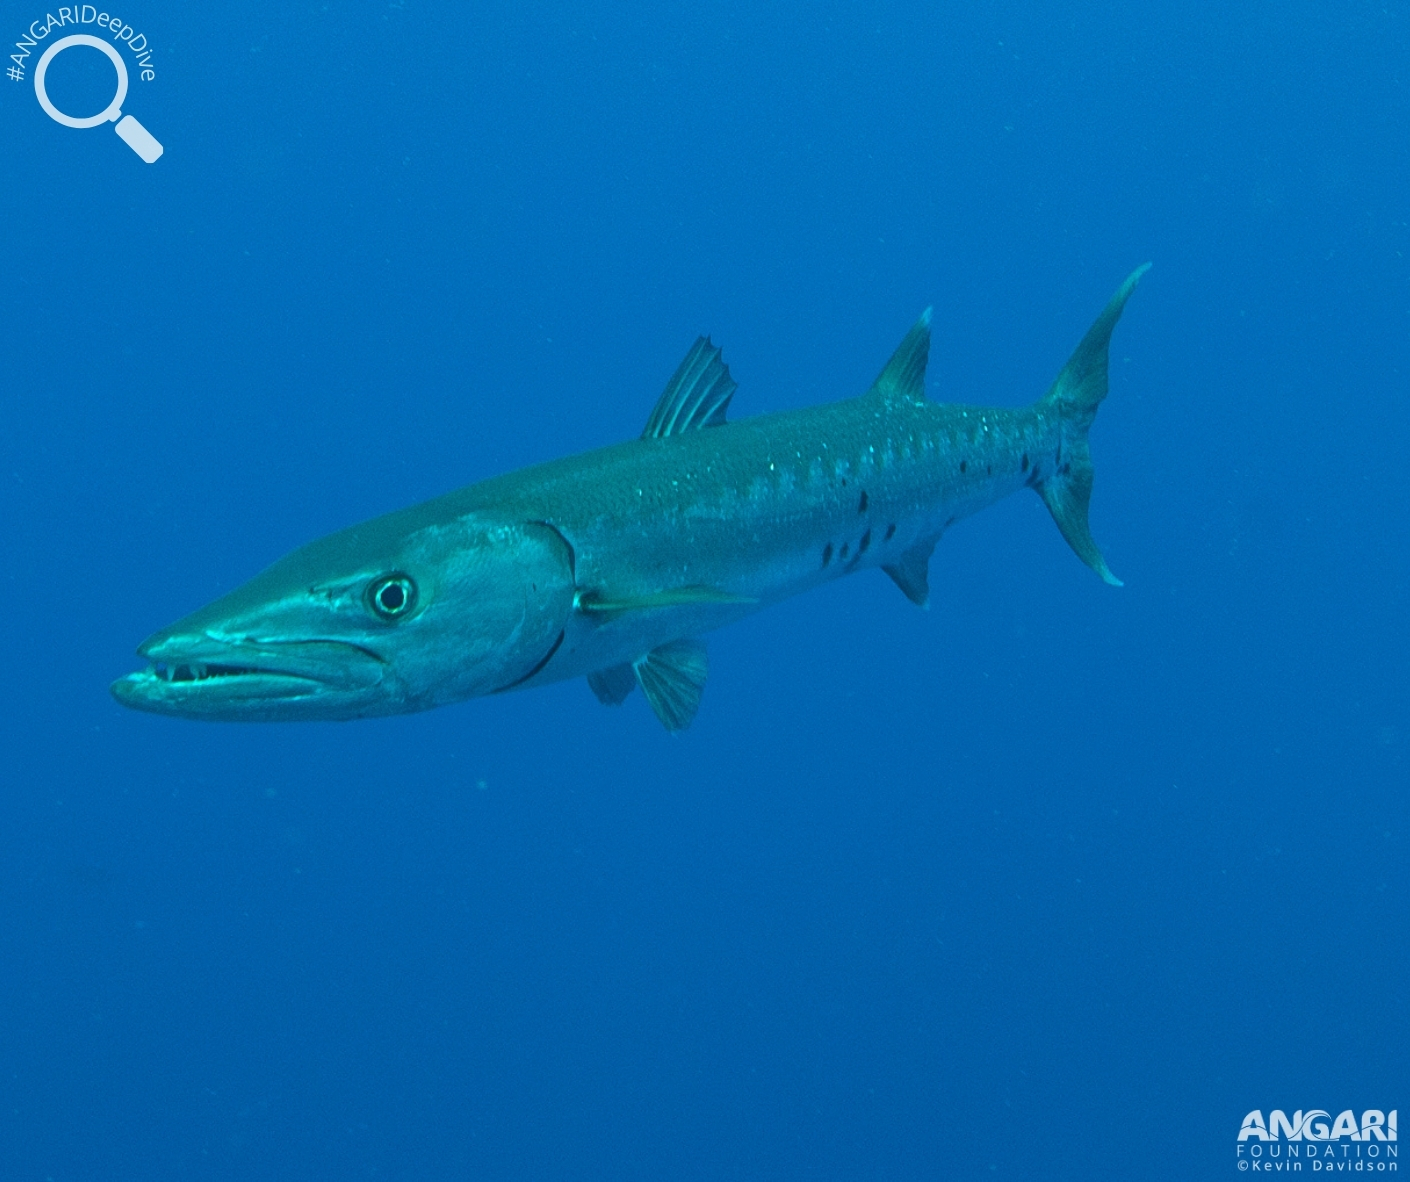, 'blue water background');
1,2,1405,1176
